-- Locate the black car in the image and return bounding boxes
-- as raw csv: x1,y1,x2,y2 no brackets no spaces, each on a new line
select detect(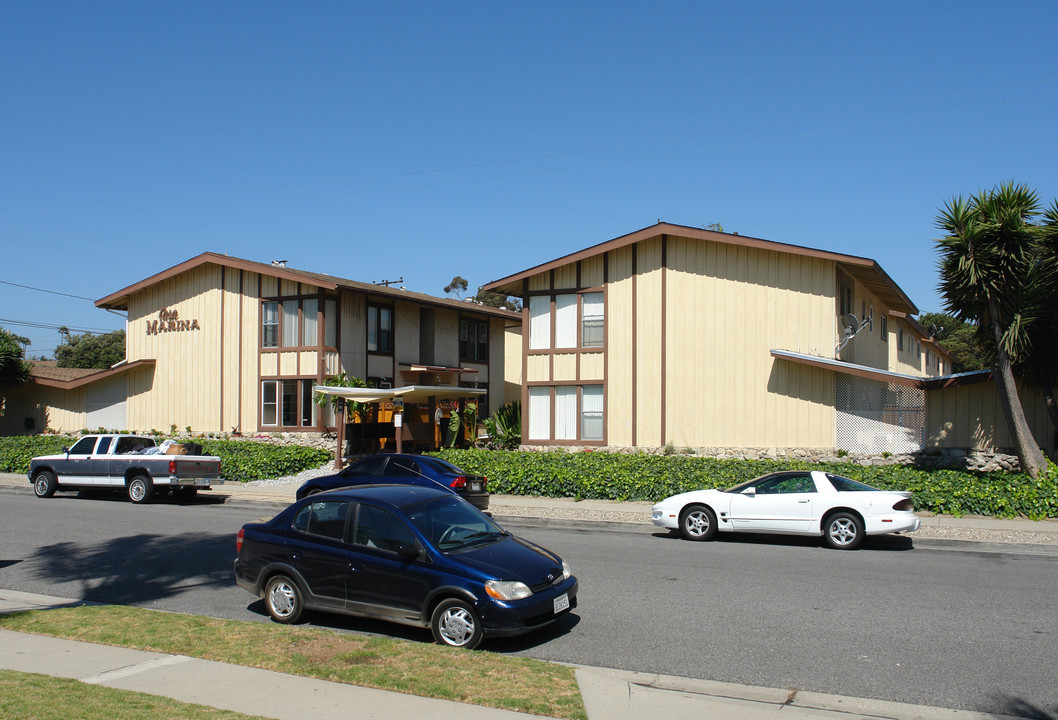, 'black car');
295,453,489,510
234,485,577,649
